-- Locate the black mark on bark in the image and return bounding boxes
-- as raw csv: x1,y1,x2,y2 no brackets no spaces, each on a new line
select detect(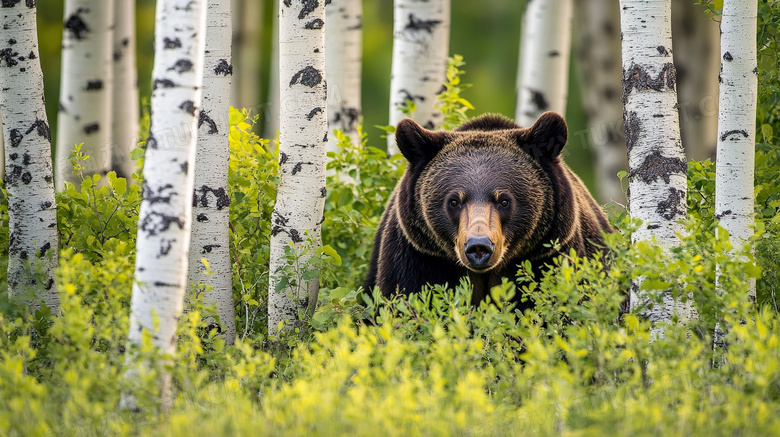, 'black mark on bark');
198,110,218,134
320,187,327,198
26,118,51,142
306,107,323,120
299,0,318,19
290,66,322,88
548,50,560,57
9,128,22,147
201,244,221,254
0,48,18,67
527,89,549,112
719,129,749,142
169,59,193,74
656,46,669,56
8,153,17,161
628,150,686,184
214,59,232,76
656,188,686,220
715,209,732,220
21,172,31,184
158,239,175,257
64,11,89,40
153,78,176,89
624,111,640,153
193,185,230,210
279,152,288,166
142,181,176,204
305,18,324,29
622,63,676,100
140,212,184,237
22,152,30,166
83,123,99,134
180,161,188,174
39,242,51,257
163,37,182,49
40,201,52,210
85,79,103,90
179,100,197,115
292,162,303,175
196,213,208,222
405,13,441,34
146,132,157,149
723,52,733,62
